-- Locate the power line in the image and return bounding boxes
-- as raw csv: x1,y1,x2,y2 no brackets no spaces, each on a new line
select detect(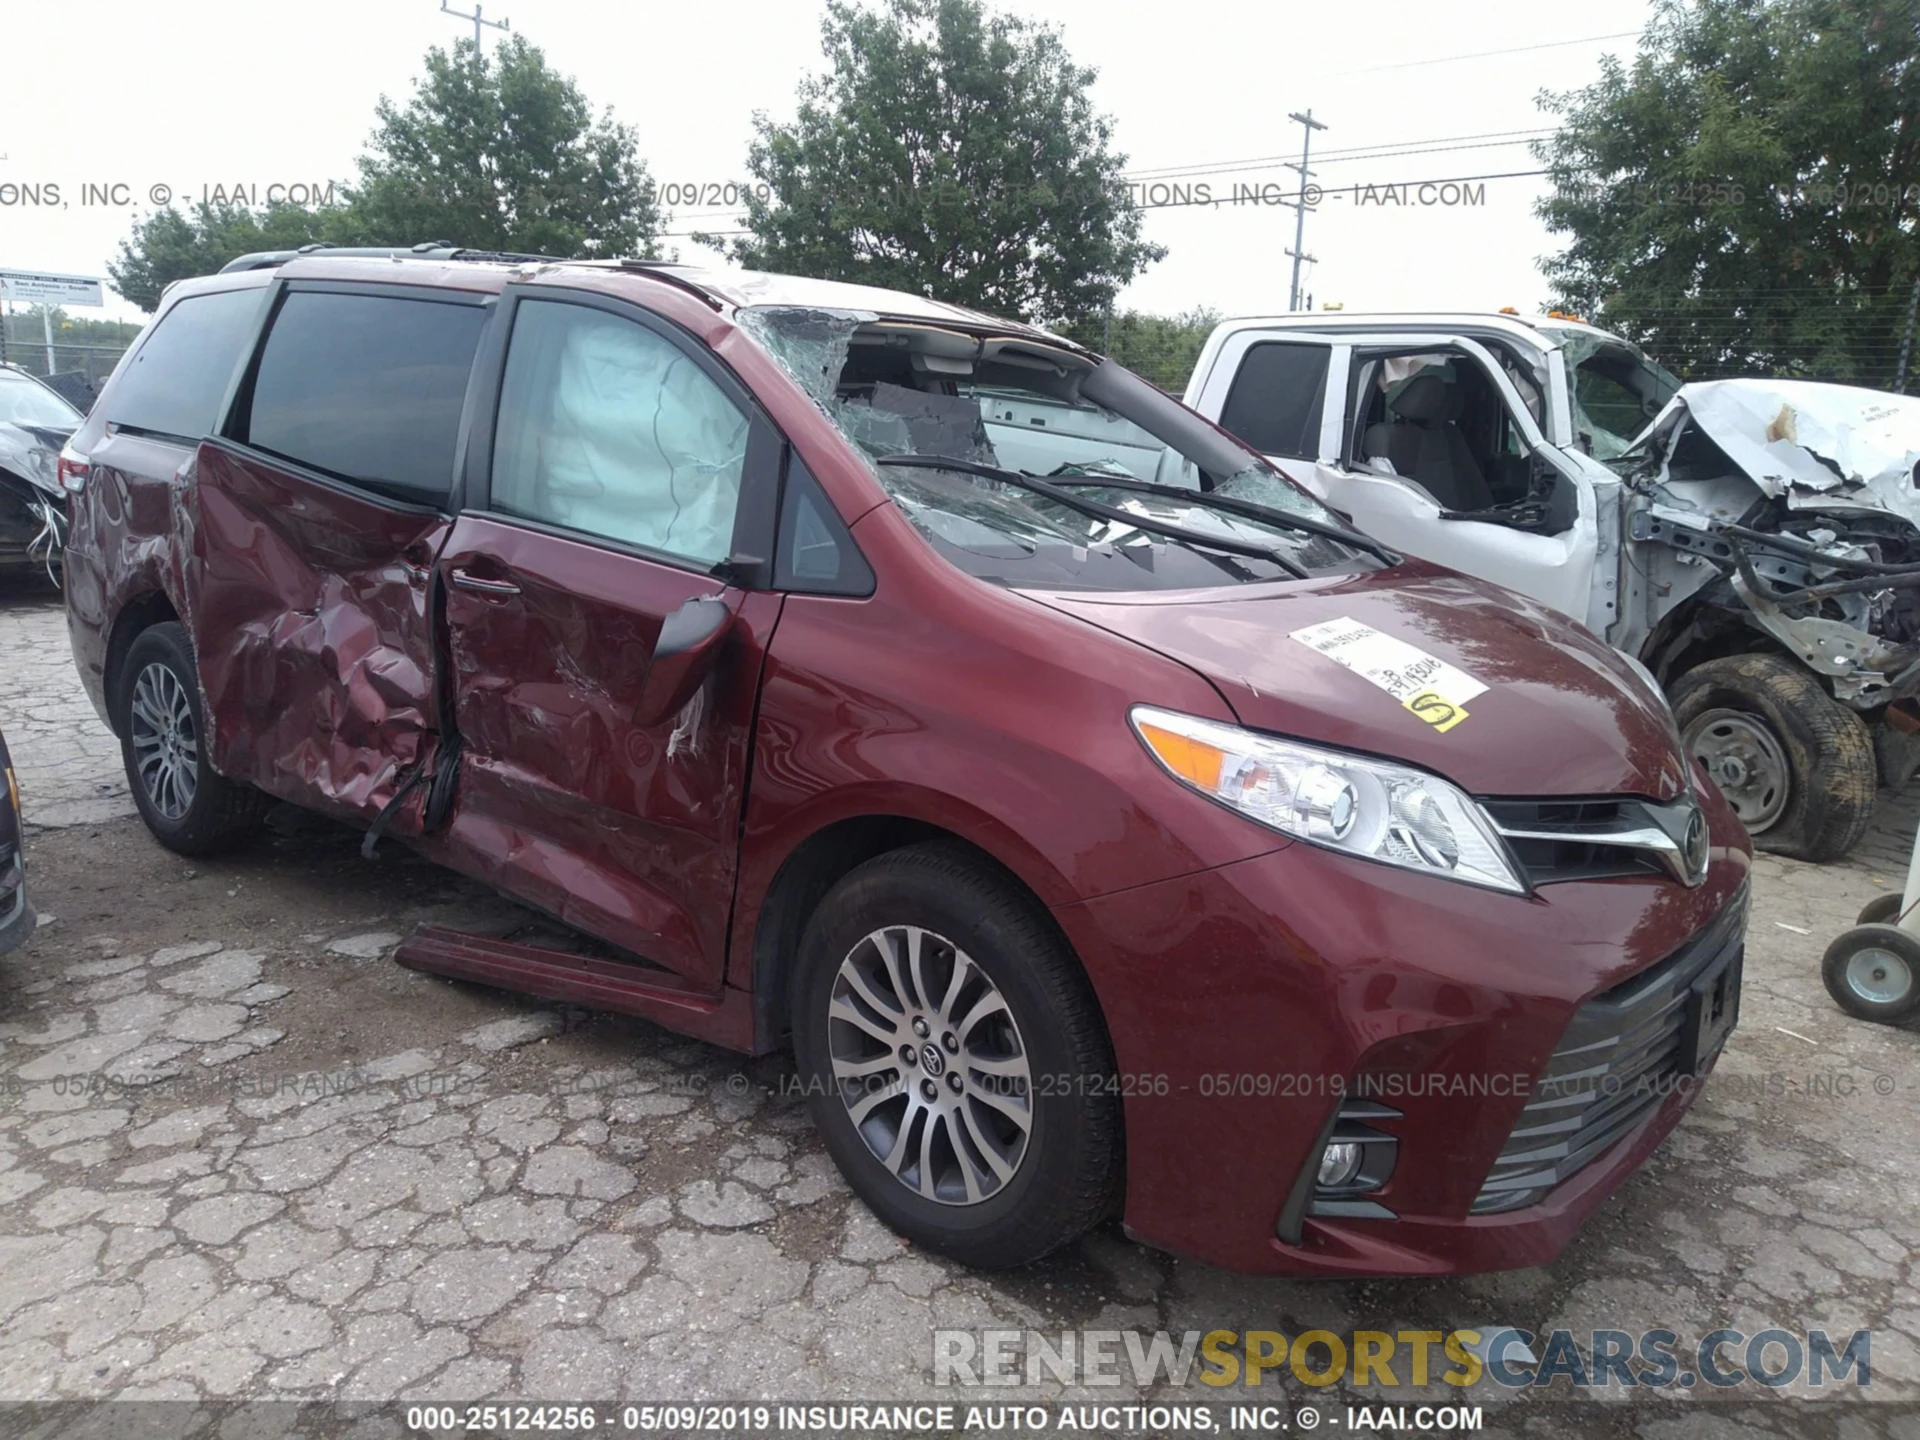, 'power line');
1125,128,1552,181
1334,31,1639,76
